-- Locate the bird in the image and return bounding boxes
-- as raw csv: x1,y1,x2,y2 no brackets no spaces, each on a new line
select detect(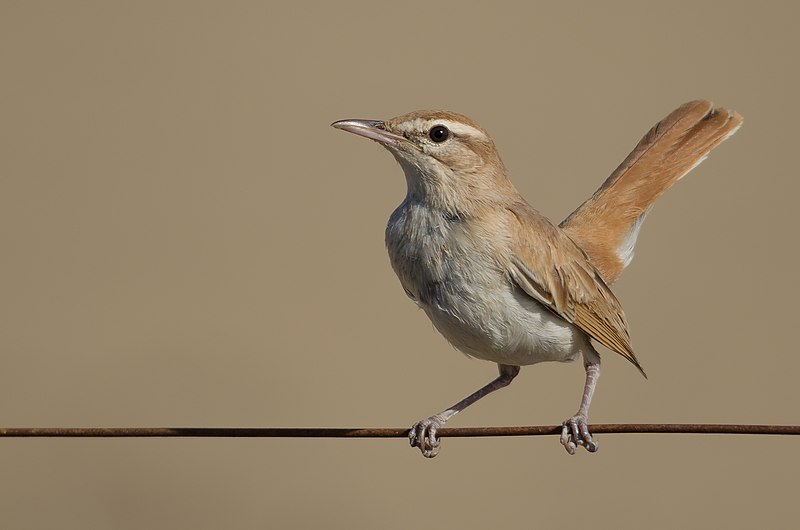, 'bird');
331,100,742,457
